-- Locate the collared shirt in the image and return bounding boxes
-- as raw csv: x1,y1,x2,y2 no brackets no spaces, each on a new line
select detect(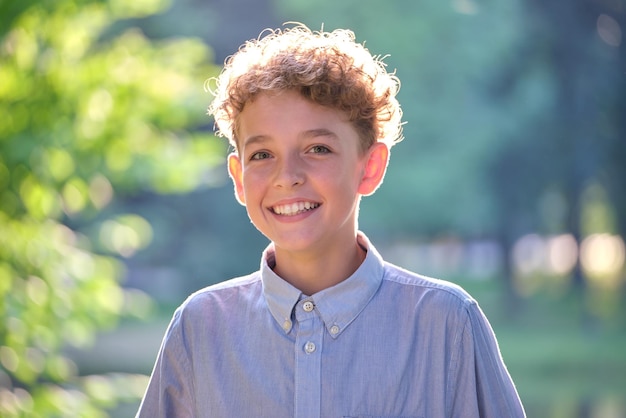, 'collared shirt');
136,233,525,418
